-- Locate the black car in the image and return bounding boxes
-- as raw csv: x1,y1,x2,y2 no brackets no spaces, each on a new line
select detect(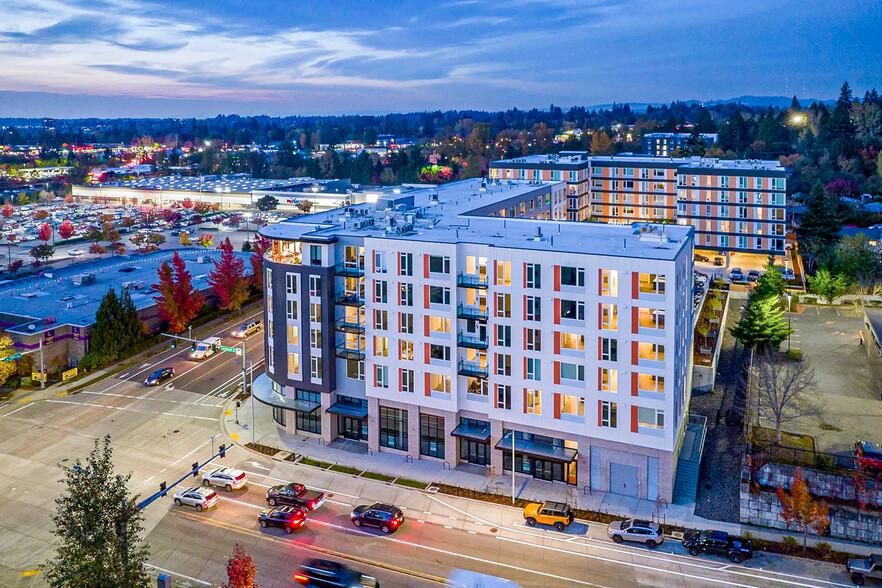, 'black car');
350,503,404,534
747,270,761,283
293,559,379,587
145,367,175,386
266,483,326,512
694,254,709,263
682,530,753,563
713,257,724,266
258,506,306,534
